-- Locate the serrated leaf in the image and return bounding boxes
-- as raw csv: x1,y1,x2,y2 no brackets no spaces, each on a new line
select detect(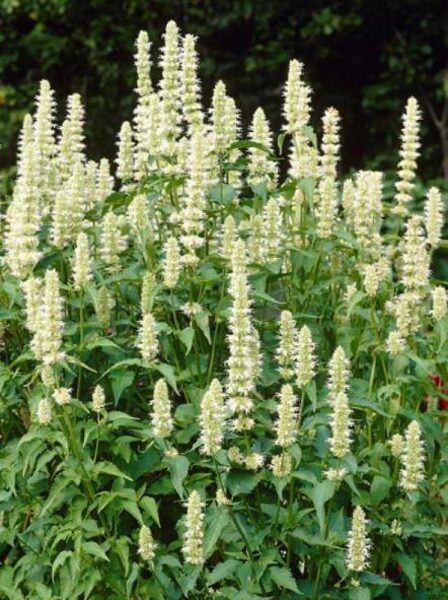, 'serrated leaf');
370,476,391,506
140,496,160,526
210,183,236,203
310,480,336,533
204,507,229,559
349,588,370,600
168,455,189,498
110,370,135,403
227,471,262,495
228,140,273,154
291,527,338,548
277,132,288,154
352,398,391,418
128,447,160,479
95,461,132,481
83,541,109,562
180,565,202,595
178,327,194,354
194,311,211,344
298,177,316,202
394,553,417,589
207,559,241,585
52,551,72,580
251,182,267,201
155,363,178,393
121,499,142,524
270,566,300,594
